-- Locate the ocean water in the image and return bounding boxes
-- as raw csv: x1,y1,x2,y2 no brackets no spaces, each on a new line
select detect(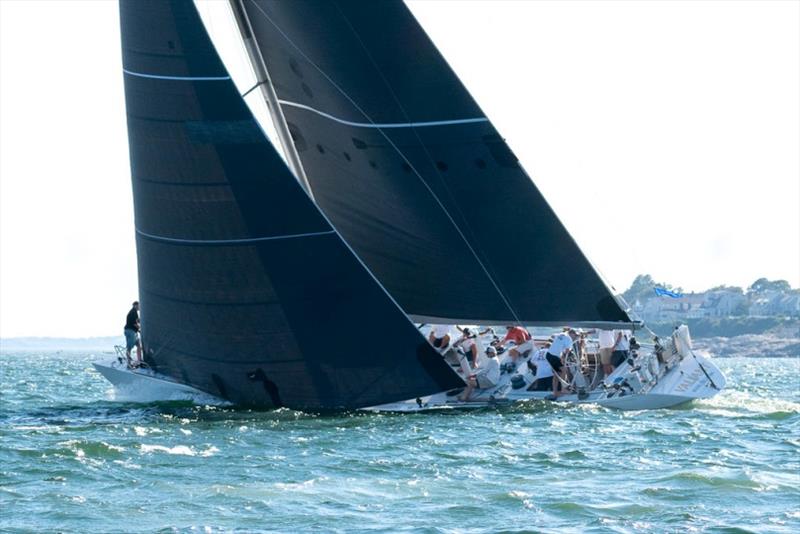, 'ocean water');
1,352,798,534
